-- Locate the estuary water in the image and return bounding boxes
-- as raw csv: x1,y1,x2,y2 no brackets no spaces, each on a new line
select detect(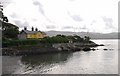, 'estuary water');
2,39,118,74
